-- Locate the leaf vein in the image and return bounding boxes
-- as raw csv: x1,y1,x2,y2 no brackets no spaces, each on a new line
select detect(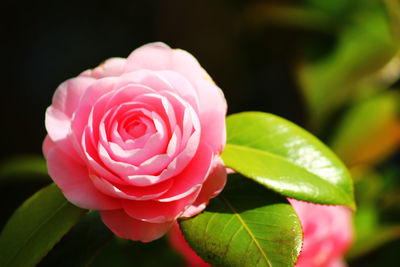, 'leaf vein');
220,196,272,267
